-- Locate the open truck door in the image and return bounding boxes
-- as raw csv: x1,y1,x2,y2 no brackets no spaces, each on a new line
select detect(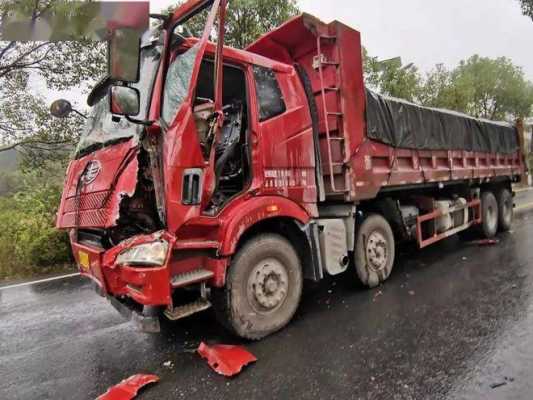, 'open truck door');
107,0,228,225
164,0,228,210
